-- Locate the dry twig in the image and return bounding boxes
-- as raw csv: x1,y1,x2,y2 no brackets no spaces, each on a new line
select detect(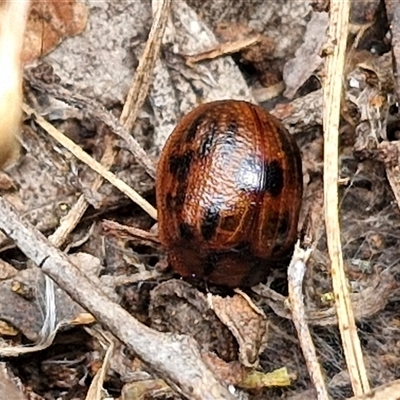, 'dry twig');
288,245,329,400
0,197,236,400
15,0,171,361
49,135,116,248
24,75,157,179
185,33,261,66
102,219,160,245
120,0,172,131
24,0,171,244
23,103,157,220
323,0,370,395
